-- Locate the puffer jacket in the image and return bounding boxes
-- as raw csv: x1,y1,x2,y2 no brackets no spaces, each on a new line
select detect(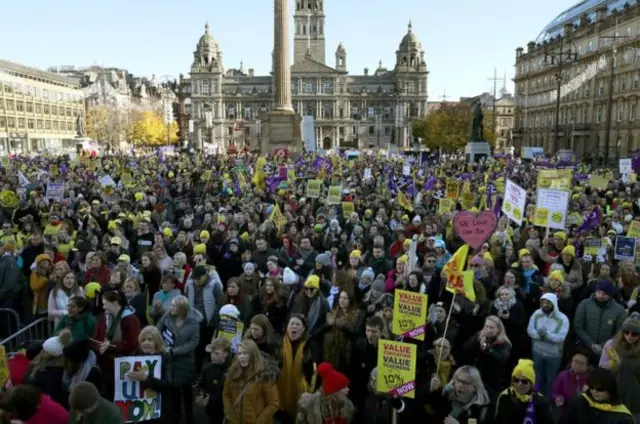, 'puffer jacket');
574,296,627,347
222,368,280,424
156,308,202,386
296,390,356,424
